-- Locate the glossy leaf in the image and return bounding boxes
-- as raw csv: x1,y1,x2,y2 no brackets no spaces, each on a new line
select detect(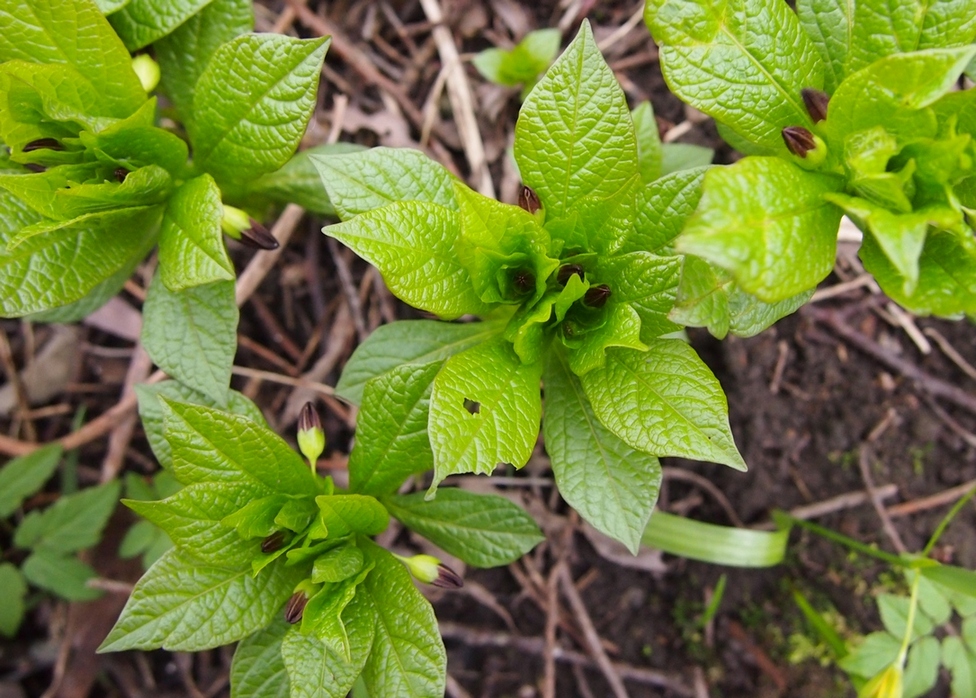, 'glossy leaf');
623,167,707,255
632,101,663,183
795,0,851,93
641,511,788,567
109,0,213,51
230,619,289,698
